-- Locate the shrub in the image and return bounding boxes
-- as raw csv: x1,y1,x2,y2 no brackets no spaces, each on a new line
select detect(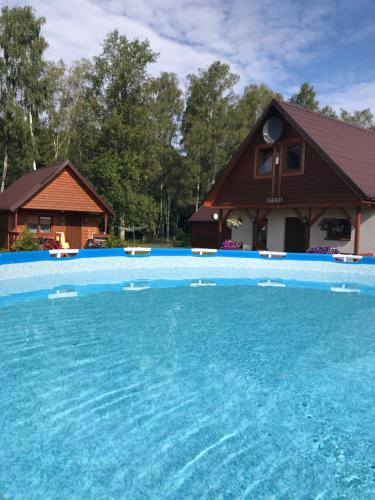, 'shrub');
38,237,61,250
221,239,243,250
105,234,126,248
306,245,338,254
11,228,41,251
175,228,189,242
